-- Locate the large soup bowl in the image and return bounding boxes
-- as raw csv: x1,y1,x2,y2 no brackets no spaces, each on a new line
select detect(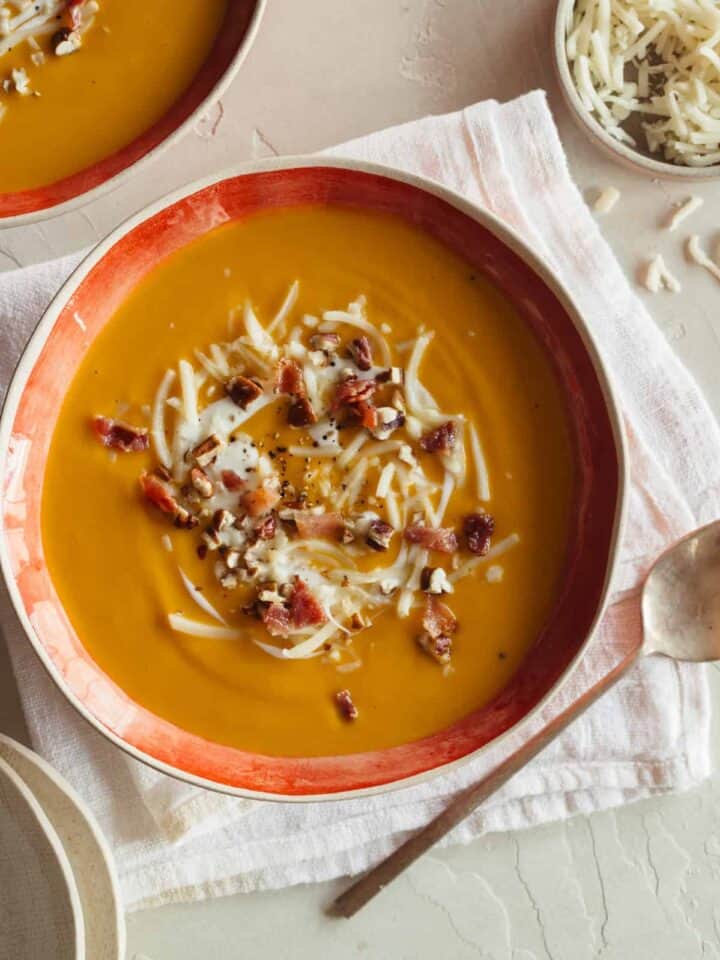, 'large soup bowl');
0,159,626,800
0,0,265,226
